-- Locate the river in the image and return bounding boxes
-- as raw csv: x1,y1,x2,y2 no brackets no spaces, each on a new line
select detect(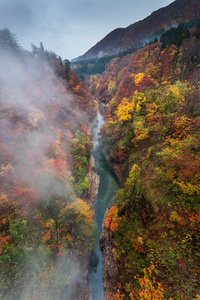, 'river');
88,108,119,300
